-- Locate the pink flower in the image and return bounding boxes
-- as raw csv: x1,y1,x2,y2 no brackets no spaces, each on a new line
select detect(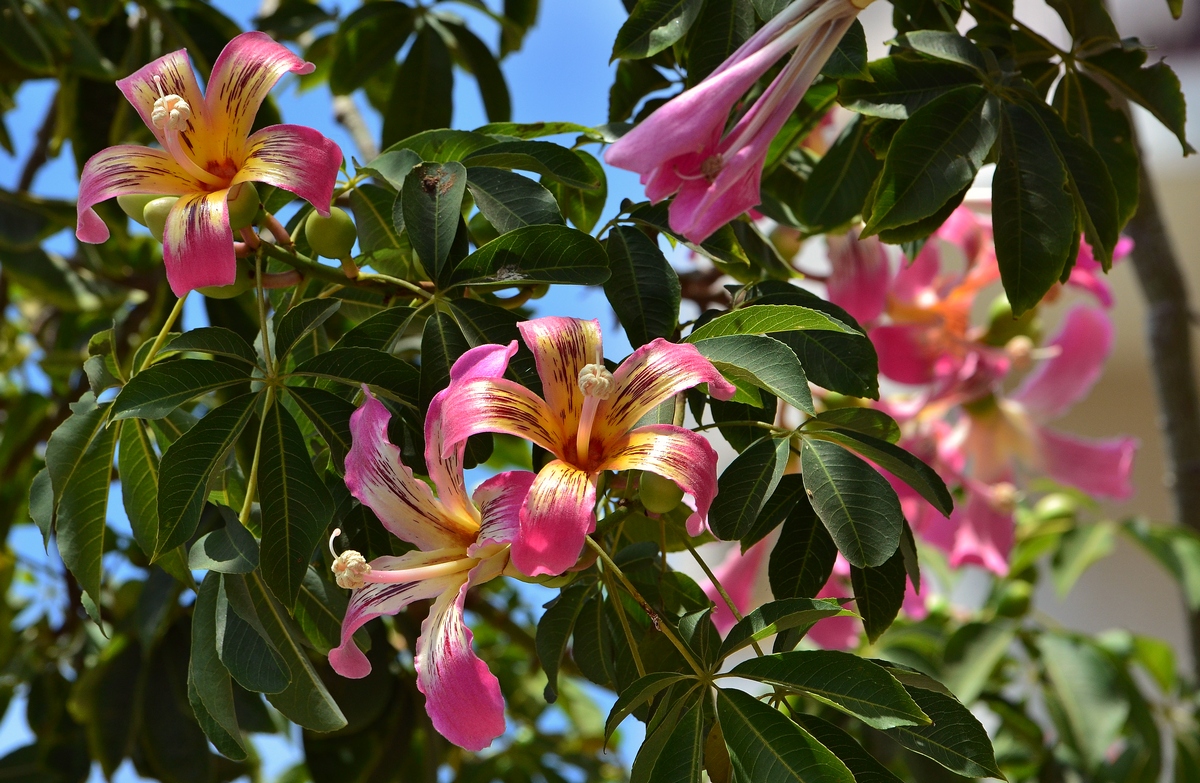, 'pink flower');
329,345,537,751
438,317,736,577
825,228,889,324
1064,236,1134,308
605,0,869,242
700,539,772,634
76,32,342,295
